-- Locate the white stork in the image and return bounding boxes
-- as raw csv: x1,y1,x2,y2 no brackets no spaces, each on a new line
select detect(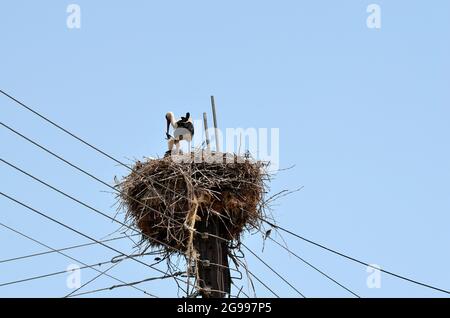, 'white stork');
165,111,194,155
